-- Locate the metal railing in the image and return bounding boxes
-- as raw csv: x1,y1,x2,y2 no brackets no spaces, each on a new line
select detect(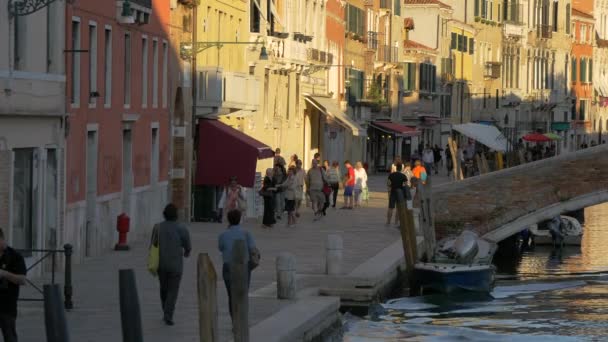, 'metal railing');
377,45,398,63
17,244,73,310
367,31,378,50
539,25,552,39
